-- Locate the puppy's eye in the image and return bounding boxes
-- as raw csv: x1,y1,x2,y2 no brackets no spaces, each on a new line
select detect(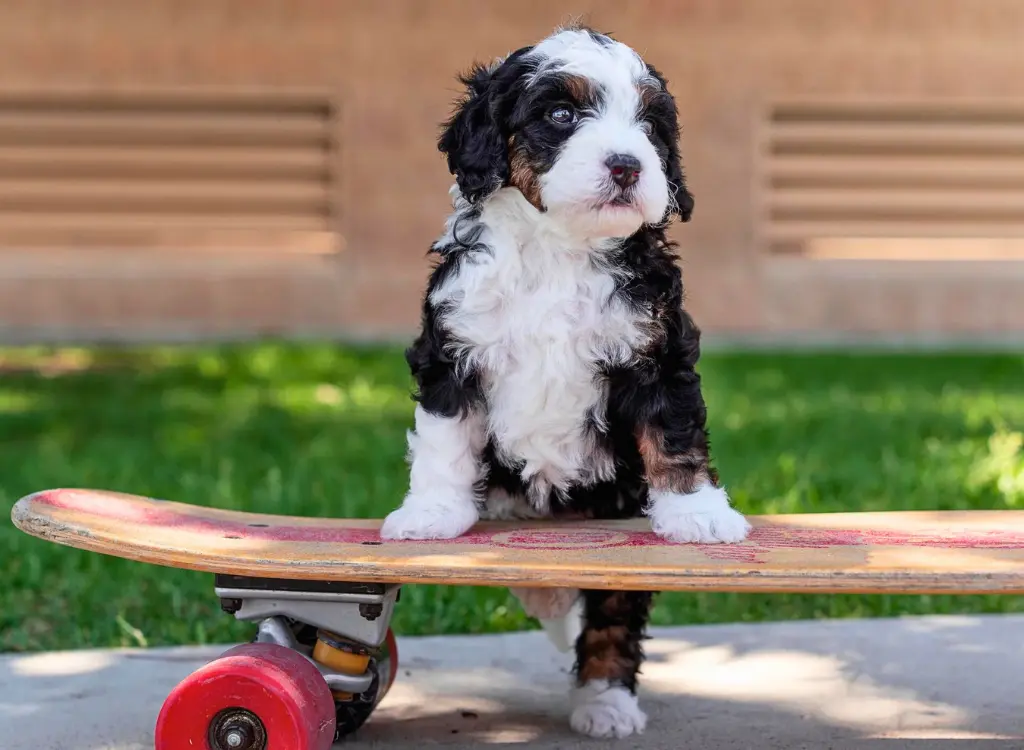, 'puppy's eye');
549,106,577,125
640,120,654,136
